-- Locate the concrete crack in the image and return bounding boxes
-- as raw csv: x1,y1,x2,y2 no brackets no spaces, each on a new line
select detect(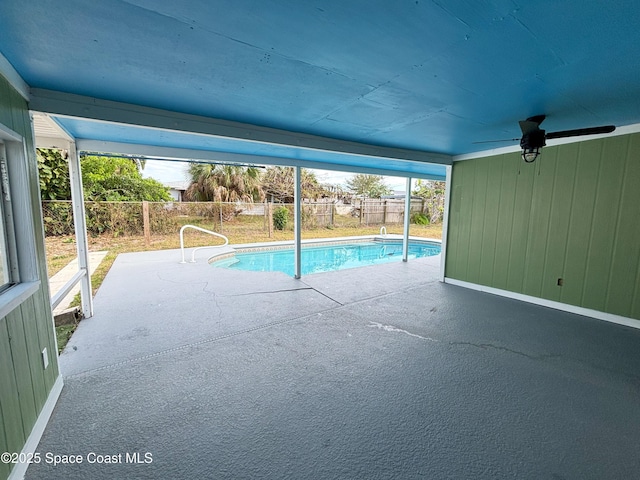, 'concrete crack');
210,289,223,318
450,341,560,360
220,287,315,297
302,283,344,306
